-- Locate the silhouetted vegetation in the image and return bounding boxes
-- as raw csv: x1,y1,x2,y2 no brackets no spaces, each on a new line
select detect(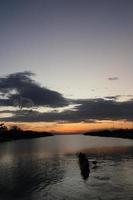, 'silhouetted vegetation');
84,129,133,139
0,123,54,142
